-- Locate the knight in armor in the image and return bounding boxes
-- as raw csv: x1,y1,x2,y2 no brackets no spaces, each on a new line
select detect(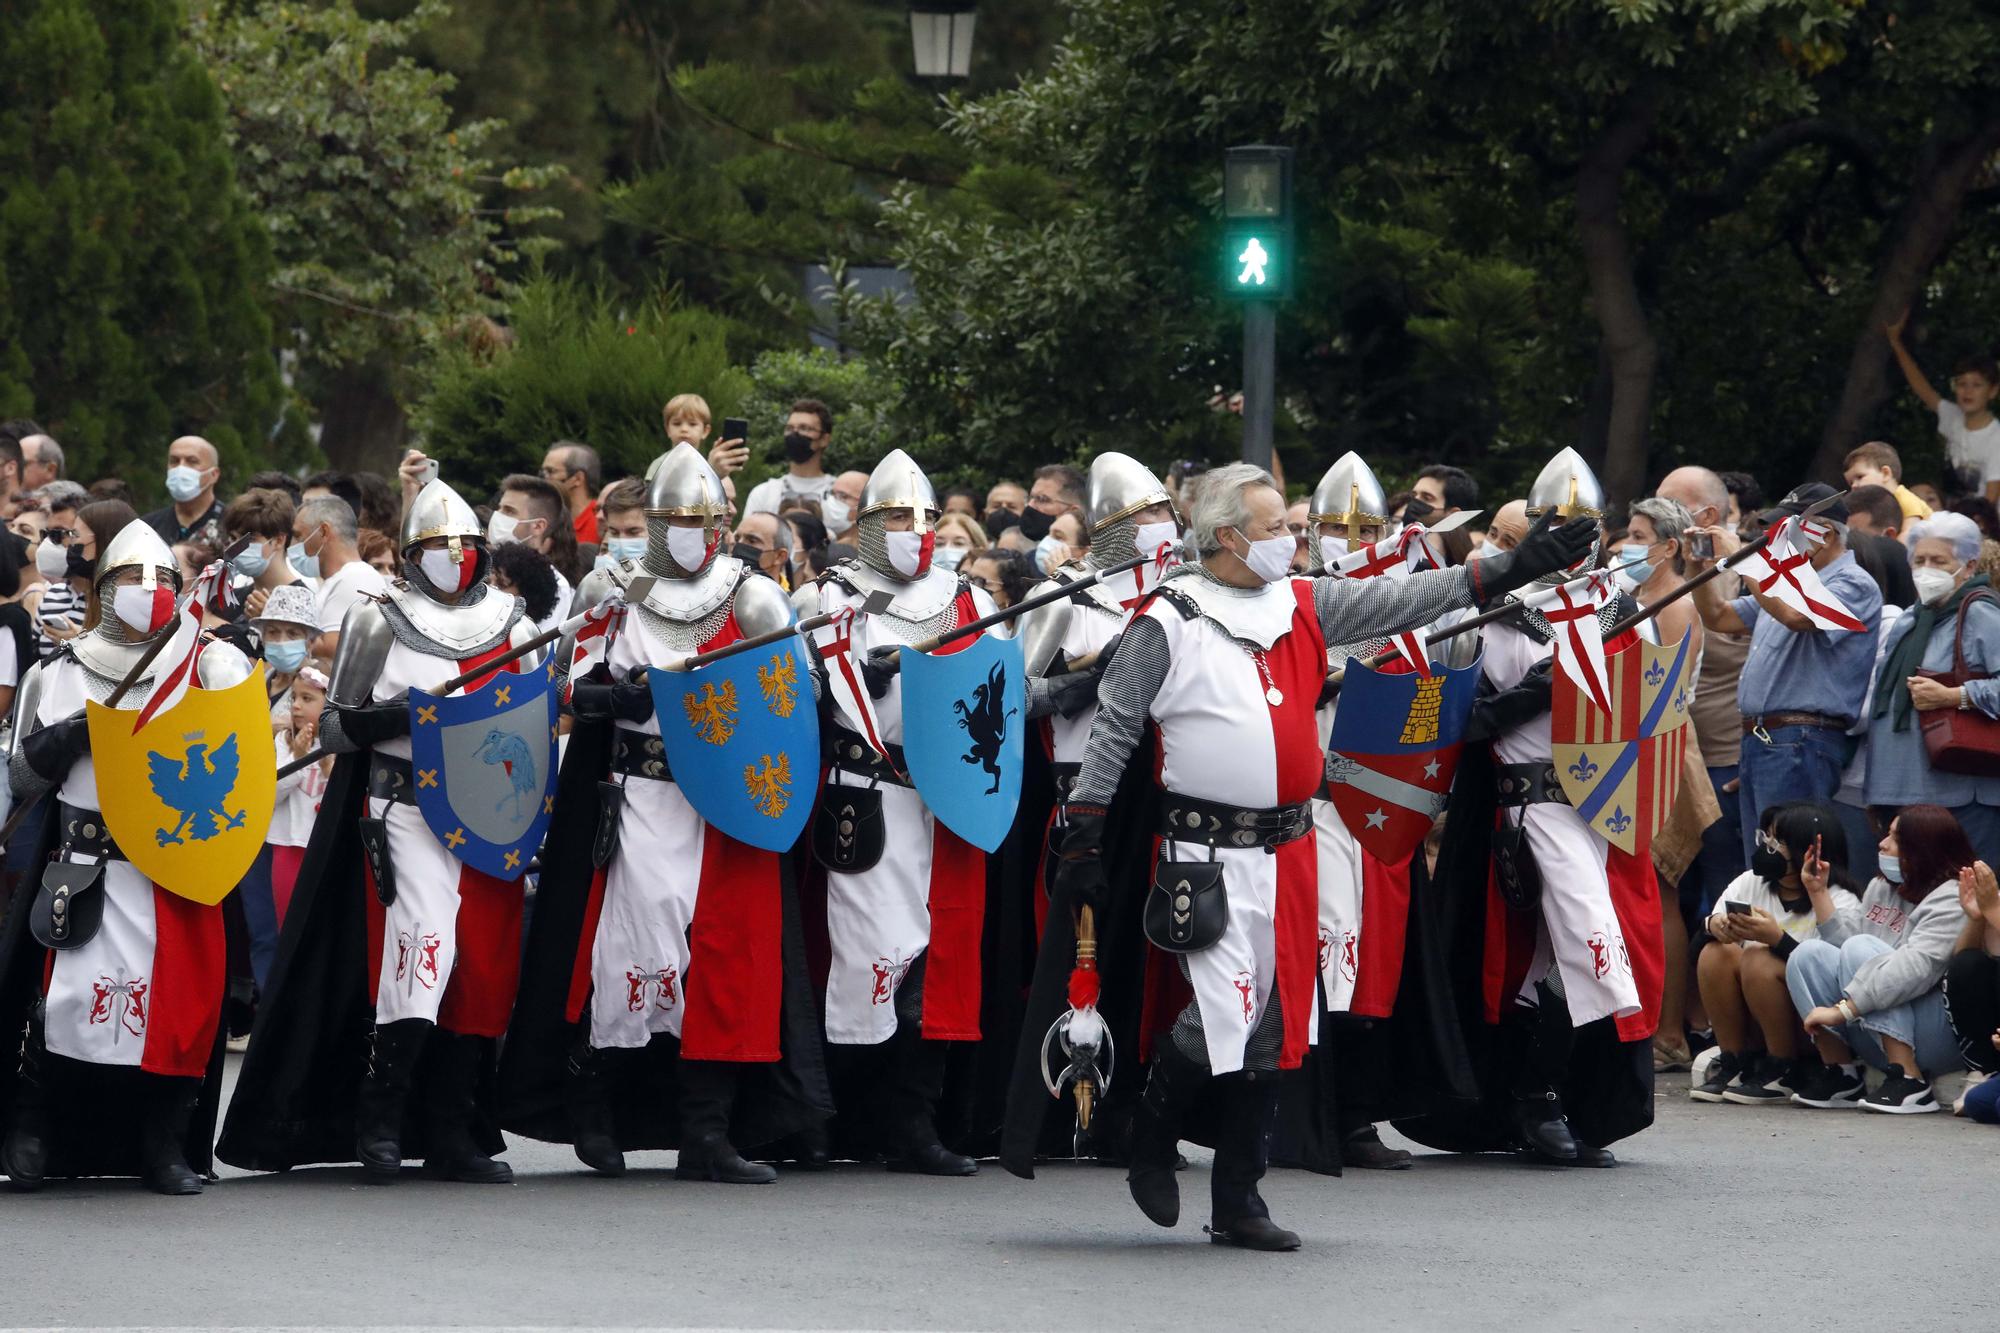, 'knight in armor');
1047,461,1593,1249
1397,448,1663,1168
217,476,542,1183
2,520,255,1194
806,448,1006,1176
497,443,831,1180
